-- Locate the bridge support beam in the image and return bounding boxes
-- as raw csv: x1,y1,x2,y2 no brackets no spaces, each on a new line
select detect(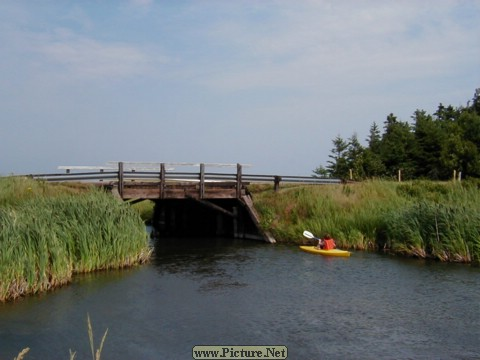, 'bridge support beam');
186,196,235,217
240,195,276,243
